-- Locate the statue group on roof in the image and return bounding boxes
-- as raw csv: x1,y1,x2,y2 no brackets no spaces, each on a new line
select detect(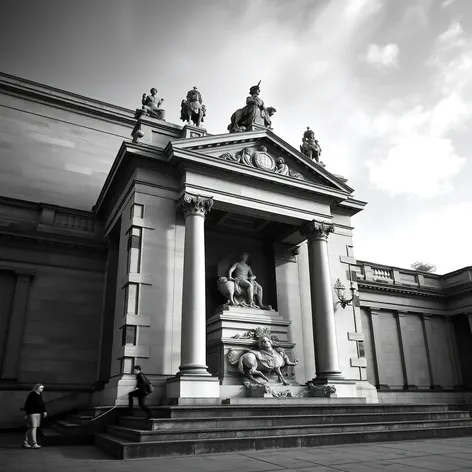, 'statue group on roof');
134,83,325,165
227,82,276,133
180,86,206,127
135,88,165,120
